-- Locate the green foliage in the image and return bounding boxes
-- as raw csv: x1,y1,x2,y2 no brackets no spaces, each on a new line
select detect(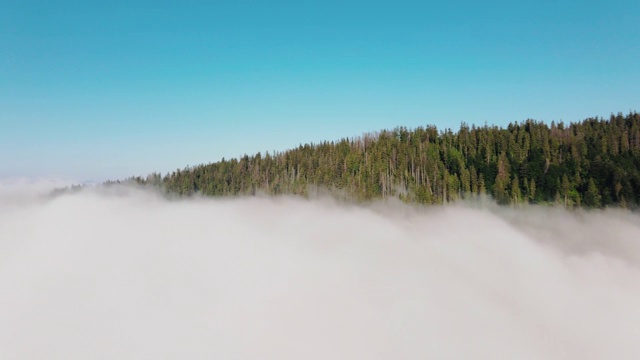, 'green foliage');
130,112,640,209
